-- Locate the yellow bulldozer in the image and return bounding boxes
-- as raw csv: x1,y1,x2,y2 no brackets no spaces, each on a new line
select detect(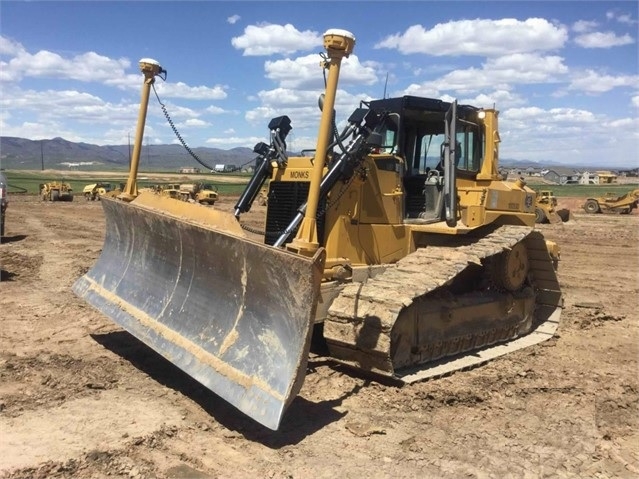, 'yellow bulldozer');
534,190,570,224
582,189,639,214
40,181,74,202
73,31,562,431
